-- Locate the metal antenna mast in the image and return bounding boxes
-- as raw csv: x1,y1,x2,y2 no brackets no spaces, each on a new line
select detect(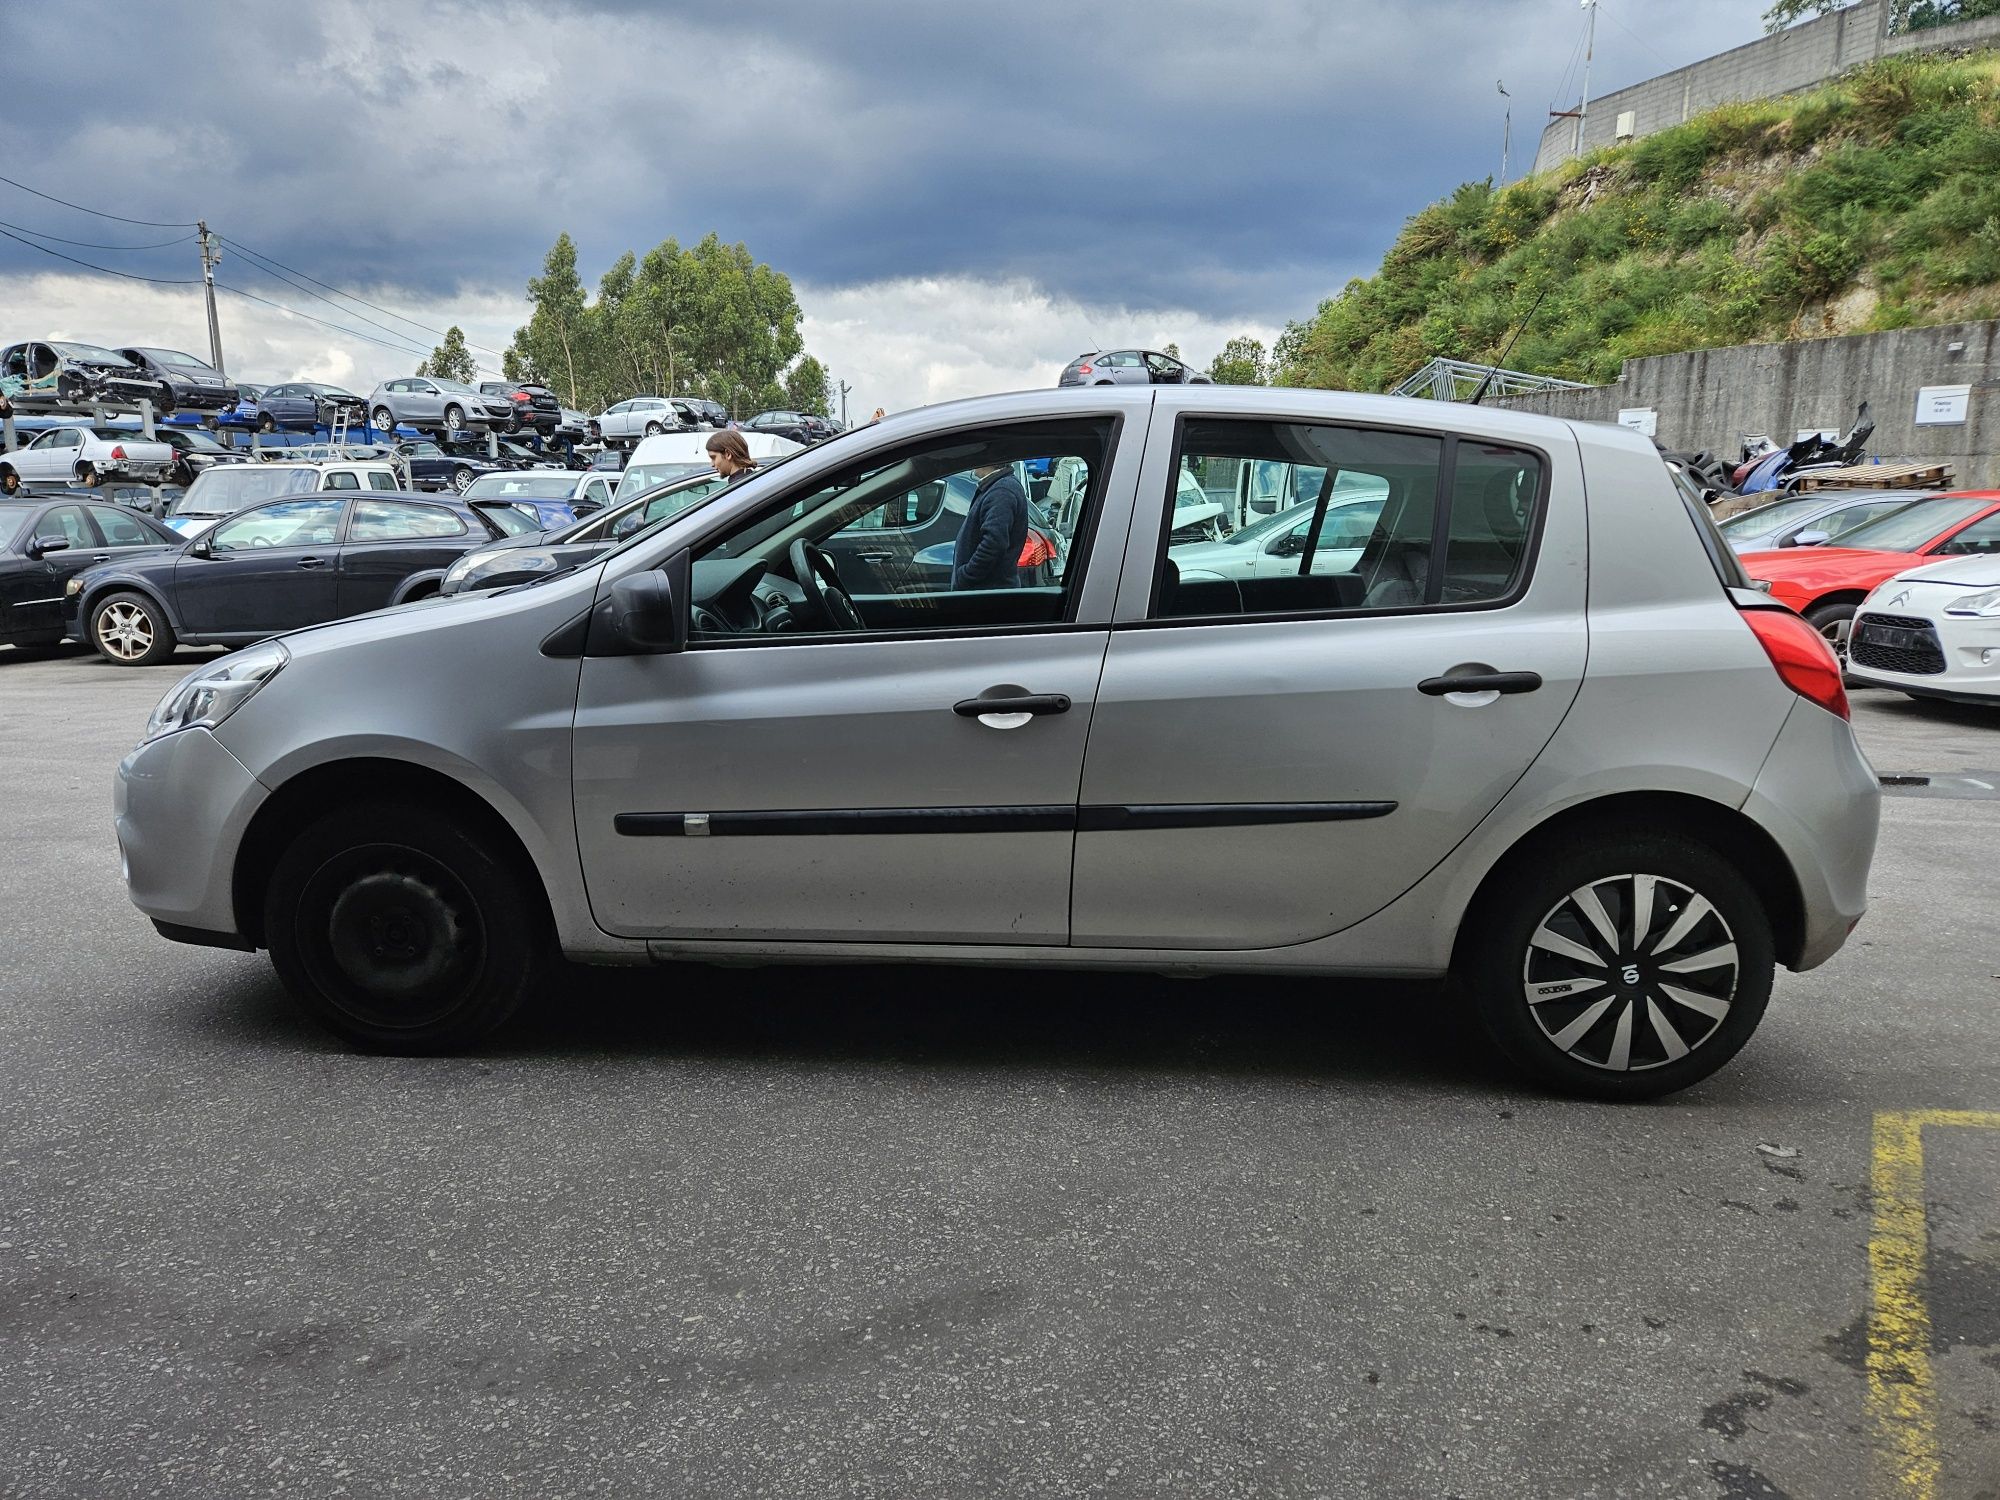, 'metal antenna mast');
1498,79,1511,184
197,221,226,377
1575,0,1598,159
